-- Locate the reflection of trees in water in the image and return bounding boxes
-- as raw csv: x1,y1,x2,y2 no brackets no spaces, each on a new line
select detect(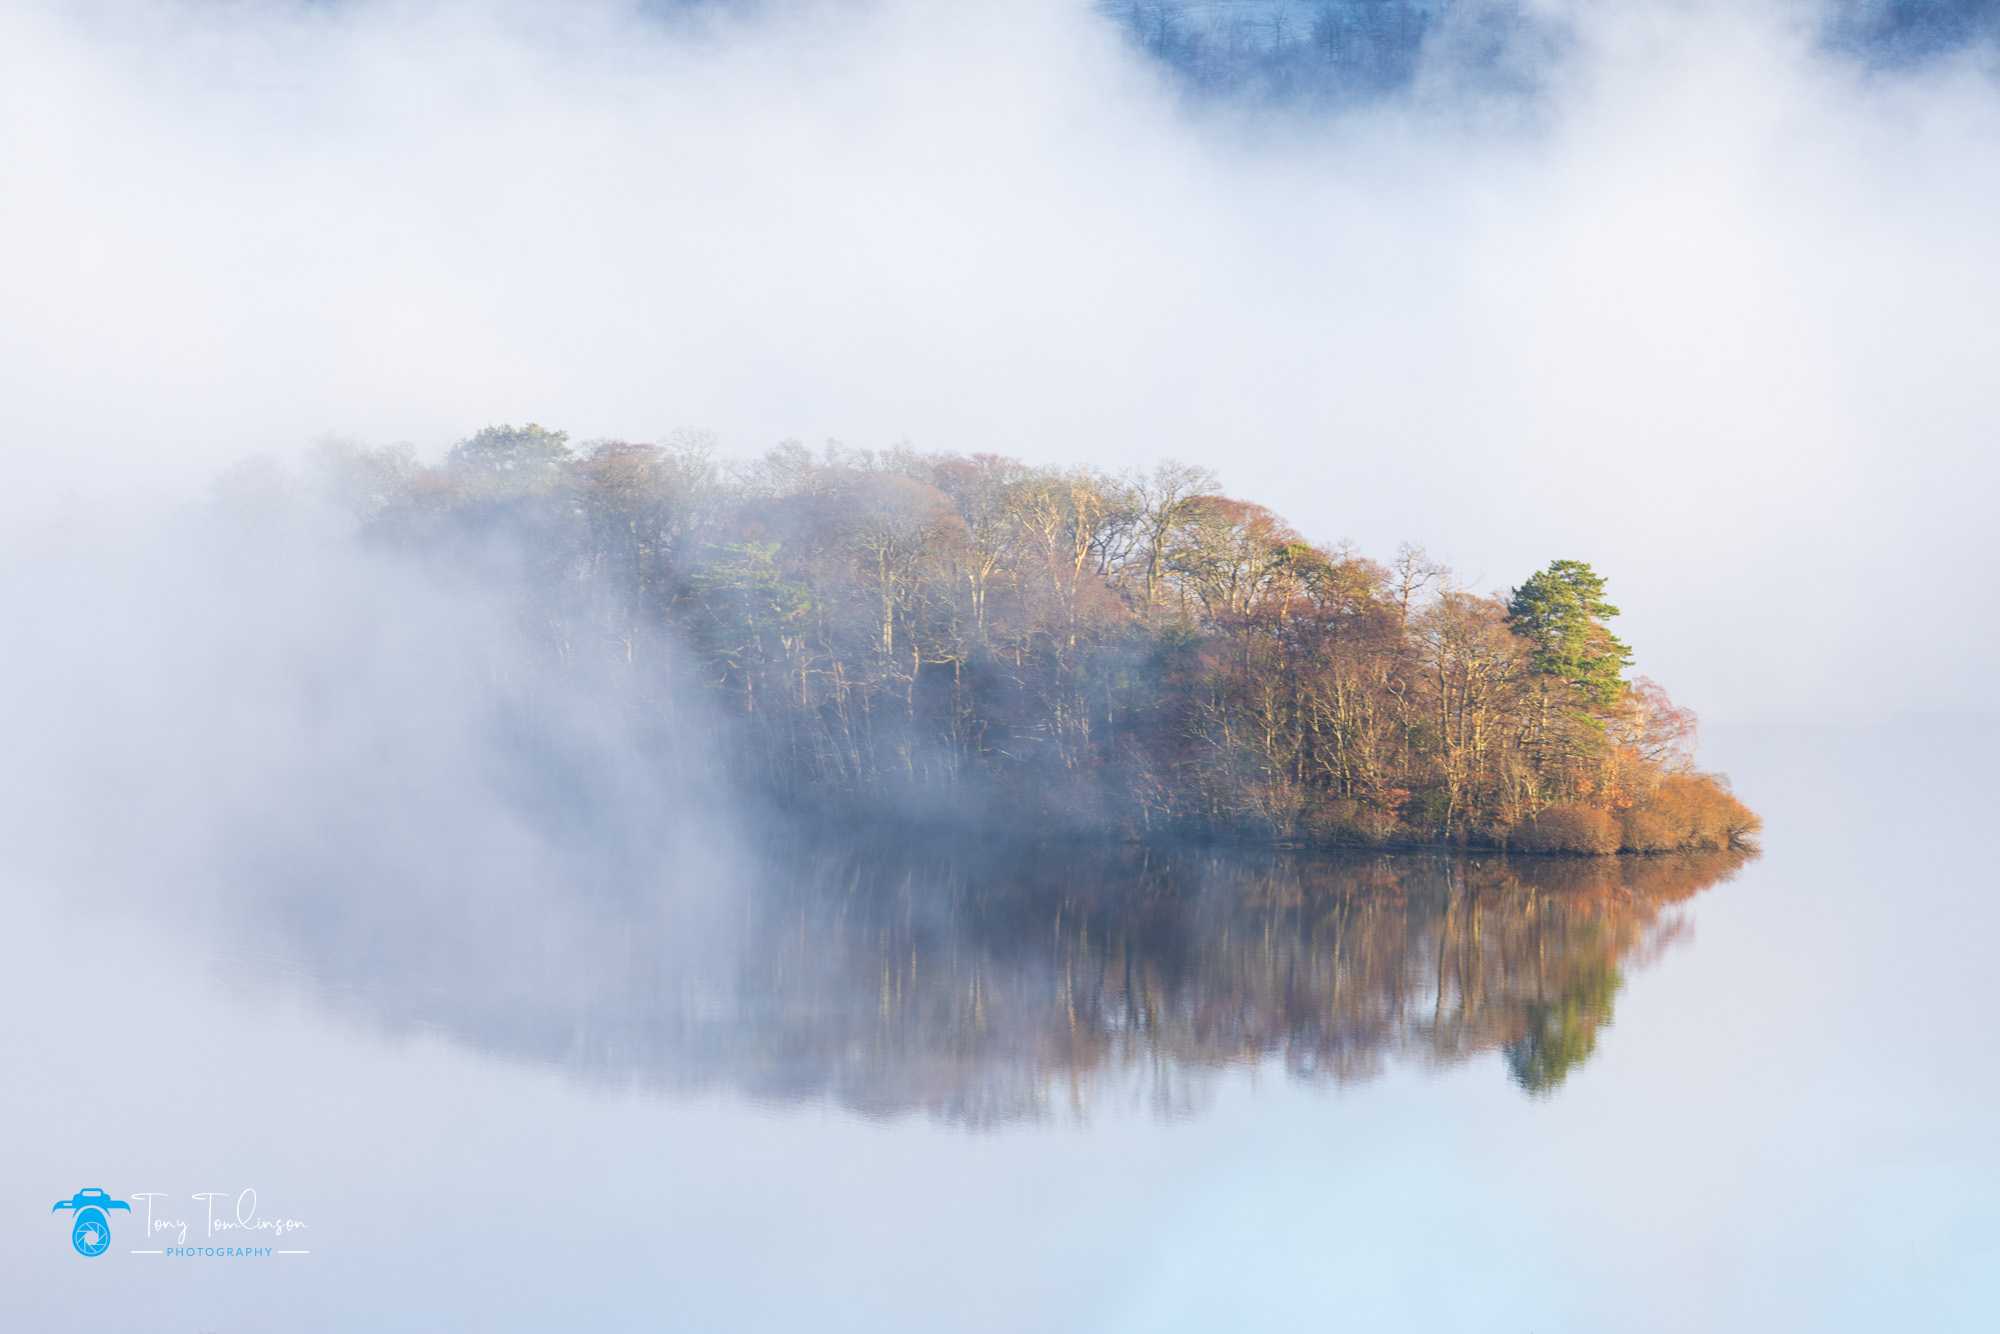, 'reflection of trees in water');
248,840,1747,1123
735,843,1743,1119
